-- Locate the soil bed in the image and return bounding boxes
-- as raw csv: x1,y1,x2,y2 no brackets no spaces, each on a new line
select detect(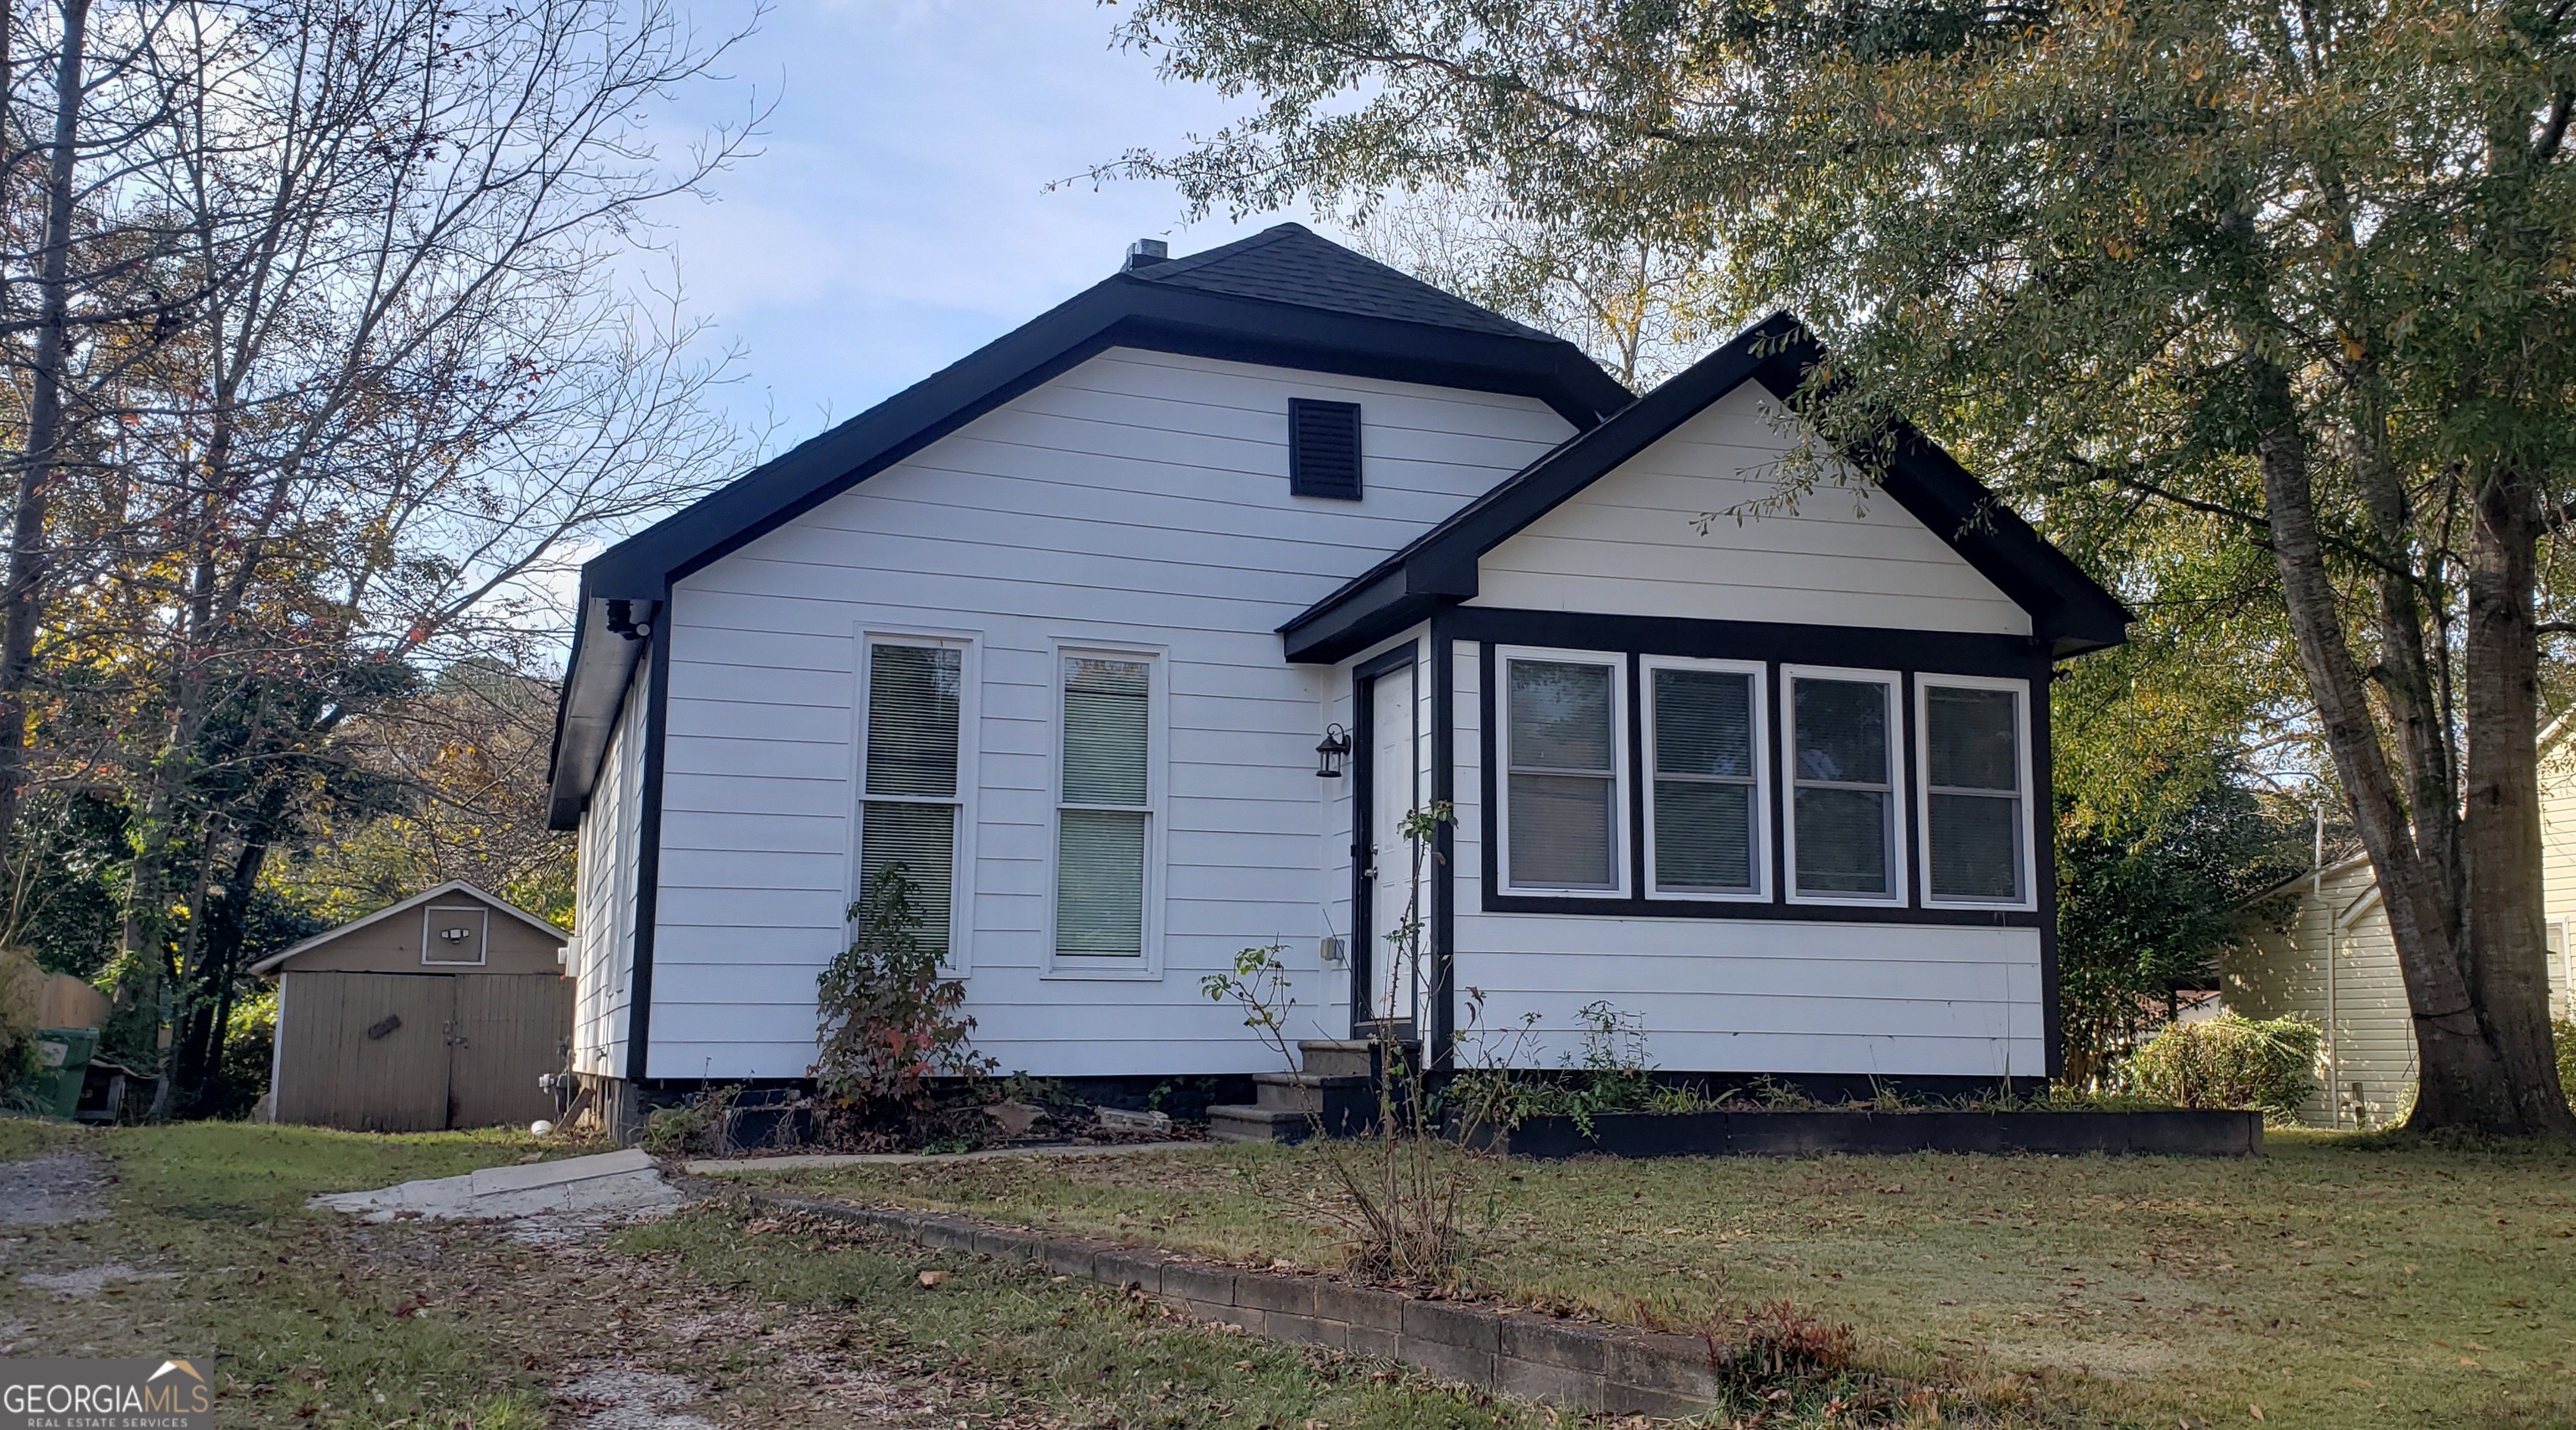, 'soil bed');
1457,1108,2261,1159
